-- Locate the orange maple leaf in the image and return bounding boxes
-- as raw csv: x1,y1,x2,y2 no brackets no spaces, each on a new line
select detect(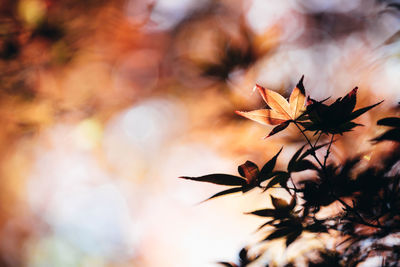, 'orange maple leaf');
236,76,306,126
